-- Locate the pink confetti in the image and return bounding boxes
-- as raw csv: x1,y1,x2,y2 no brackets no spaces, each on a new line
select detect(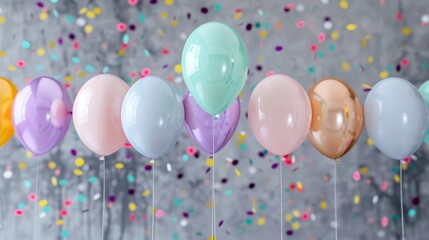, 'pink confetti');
64,200,72,207
296,20,305,28
15,209,24,216
117,23,127,32
128,0,139,6
16,60,26,68
381,216,388,227
353,171,361,181
28,193,36,201
60,209,68,217
141,68,151,77
301,213,309,221
267,70,275,76
156,210,164,218
129,213,137,222
318,33,326,43
186,146,196,155
381,181,388,191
